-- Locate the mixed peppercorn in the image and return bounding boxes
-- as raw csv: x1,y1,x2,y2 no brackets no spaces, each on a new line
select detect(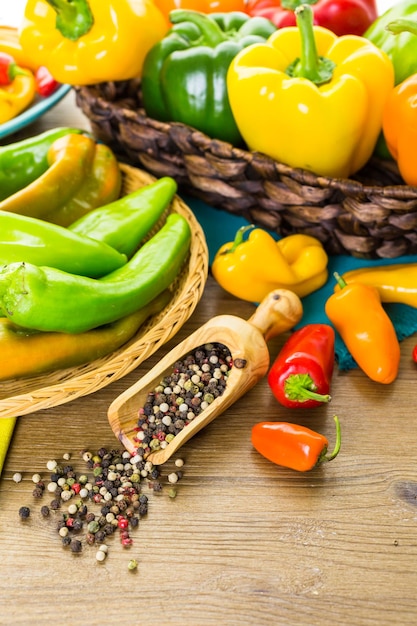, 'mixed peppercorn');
133,343,233,457
17,446,185,565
